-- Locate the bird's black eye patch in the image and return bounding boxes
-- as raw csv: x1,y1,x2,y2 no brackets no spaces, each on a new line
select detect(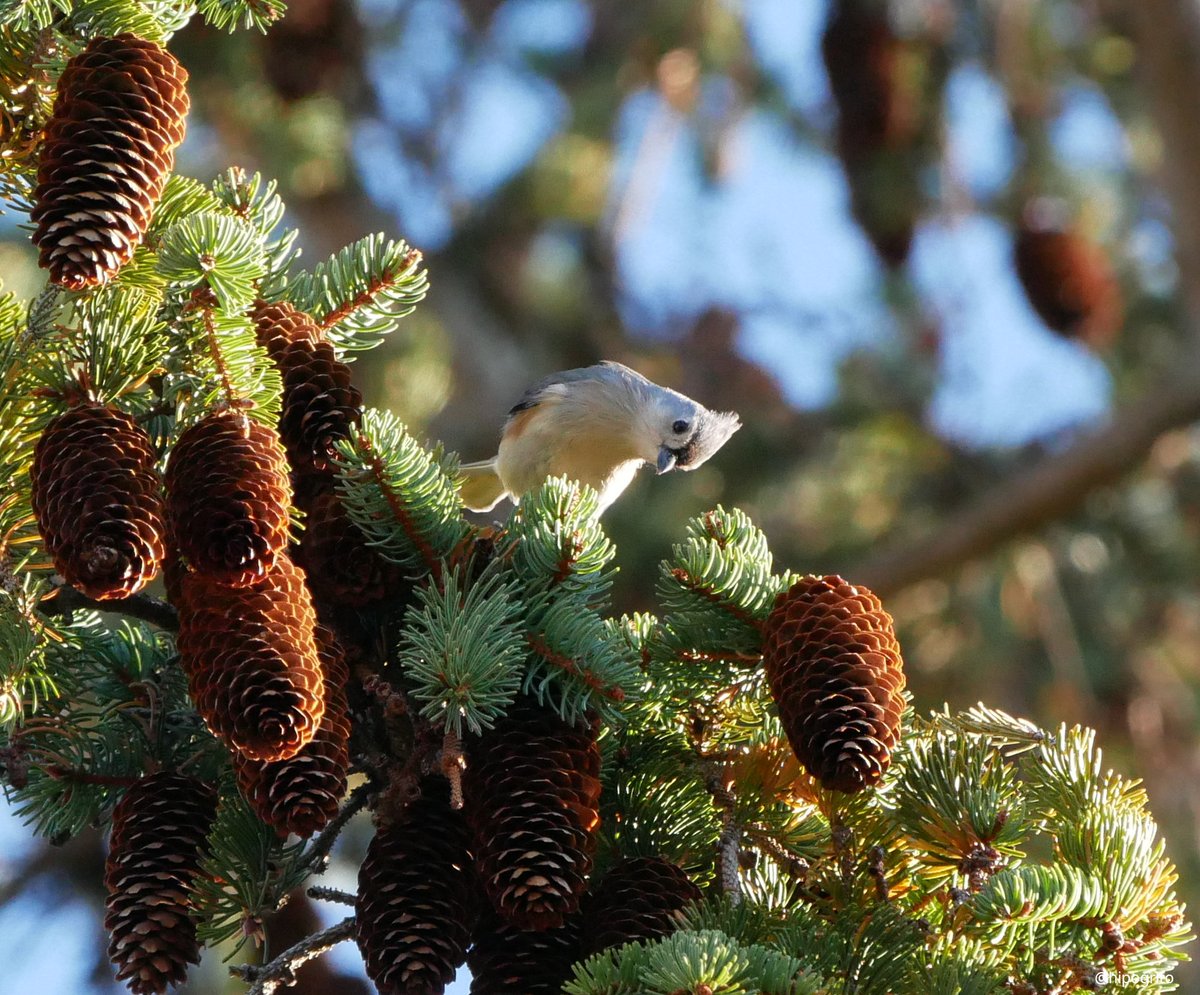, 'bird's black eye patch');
672,419,690,434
